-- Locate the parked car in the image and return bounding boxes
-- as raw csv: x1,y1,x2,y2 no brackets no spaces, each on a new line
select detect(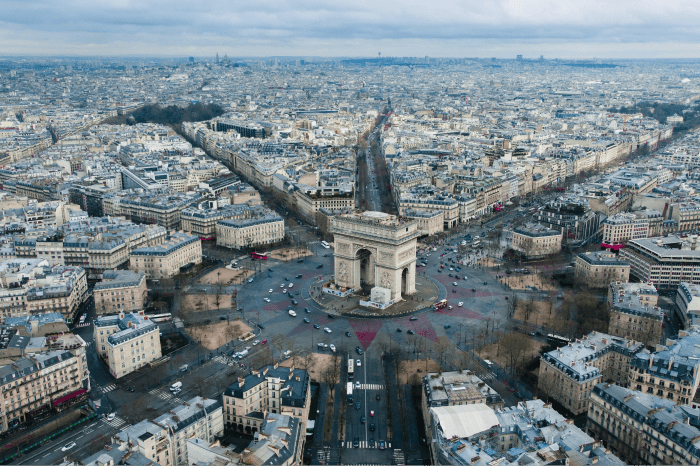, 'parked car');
62,442,76,452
